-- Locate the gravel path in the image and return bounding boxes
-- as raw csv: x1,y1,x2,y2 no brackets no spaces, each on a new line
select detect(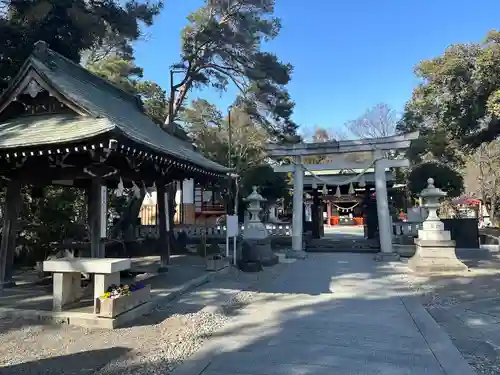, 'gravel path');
0,263,290,375
393,260,500,375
